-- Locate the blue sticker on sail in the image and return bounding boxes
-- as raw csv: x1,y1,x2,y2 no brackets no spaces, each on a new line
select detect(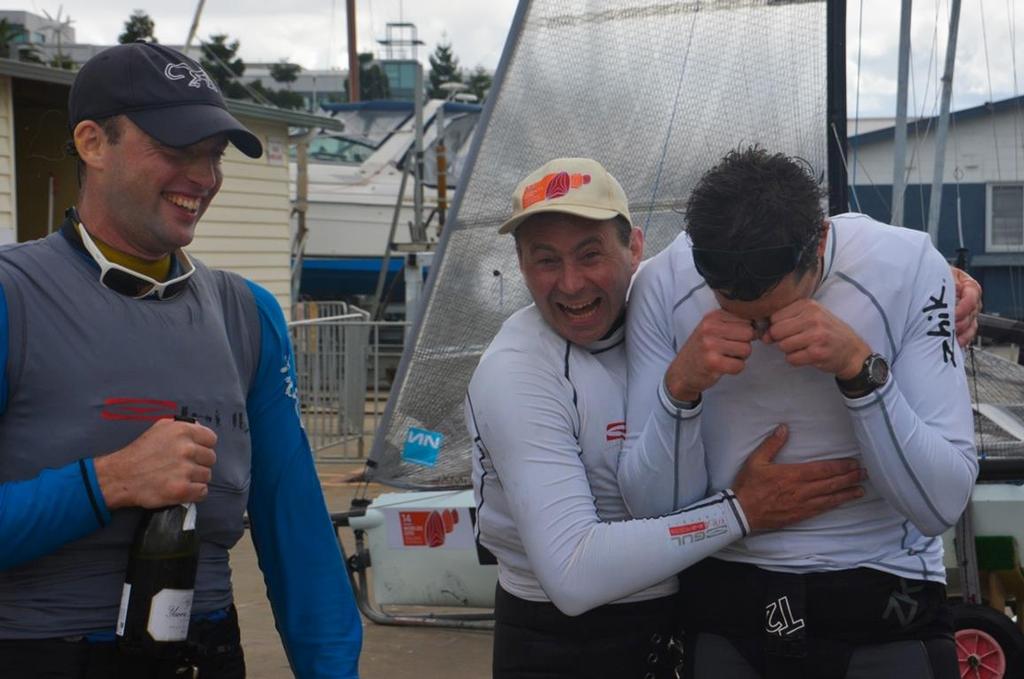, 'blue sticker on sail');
403,427,443,467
